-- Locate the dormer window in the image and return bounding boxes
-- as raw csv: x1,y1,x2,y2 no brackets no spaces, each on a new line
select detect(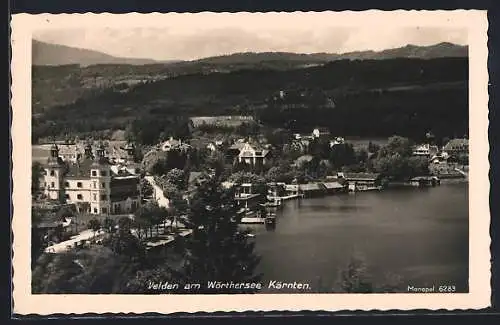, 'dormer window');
92,170,97,177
